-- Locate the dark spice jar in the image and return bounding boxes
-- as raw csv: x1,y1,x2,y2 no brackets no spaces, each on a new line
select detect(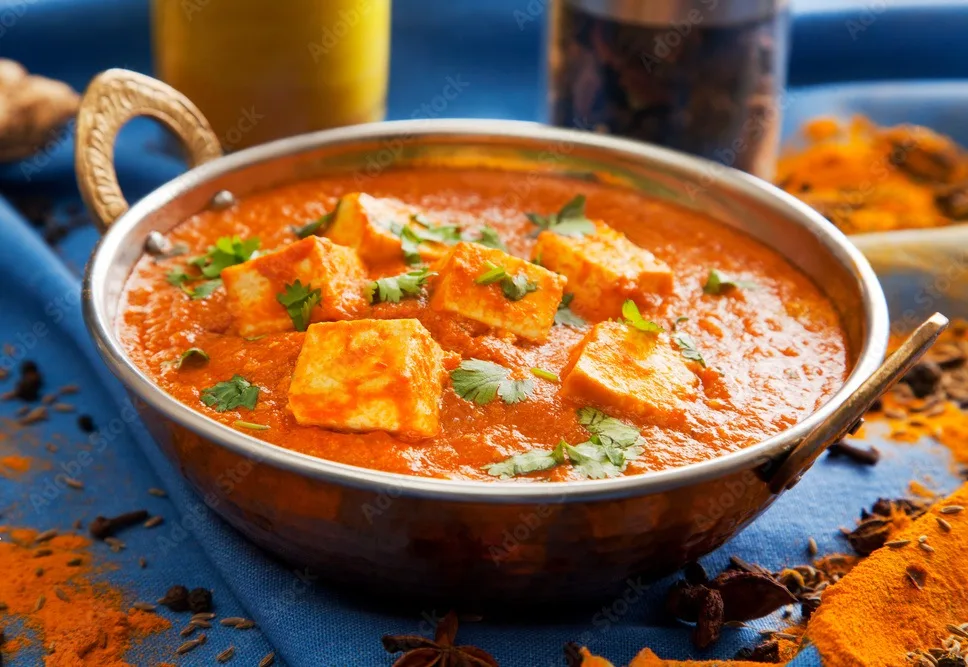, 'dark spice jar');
548,0,789,178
